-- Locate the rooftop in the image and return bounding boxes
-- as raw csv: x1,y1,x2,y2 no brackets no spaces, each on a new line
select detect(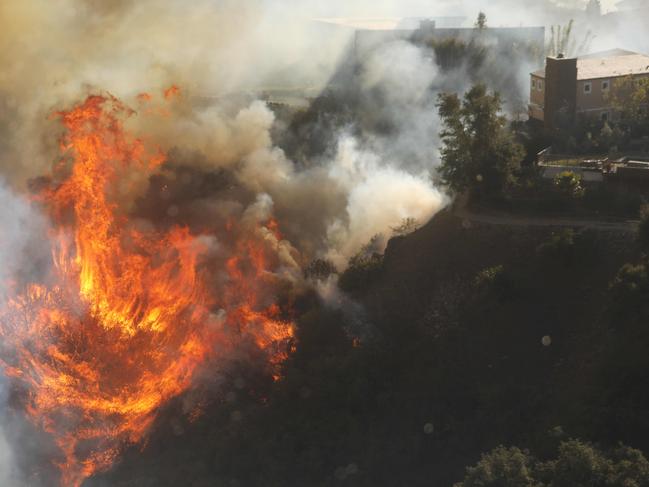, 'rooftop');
312,17,464,31
532,49,649,80
578,50,649,79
